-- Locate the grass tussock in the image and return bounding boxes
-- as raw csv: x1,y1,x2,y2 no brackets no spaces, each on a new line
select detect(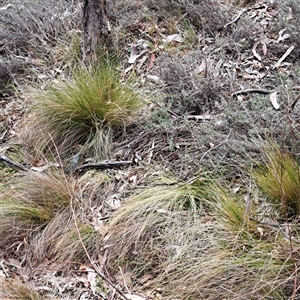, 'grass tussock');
254,147,300,219
212,185,259,238
0,277,41,300
107,175,211,272
106,174,299,299
0,169,107,265
0,170,71,228
28,61,142,158
29,213,102,264
156,221,294,299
